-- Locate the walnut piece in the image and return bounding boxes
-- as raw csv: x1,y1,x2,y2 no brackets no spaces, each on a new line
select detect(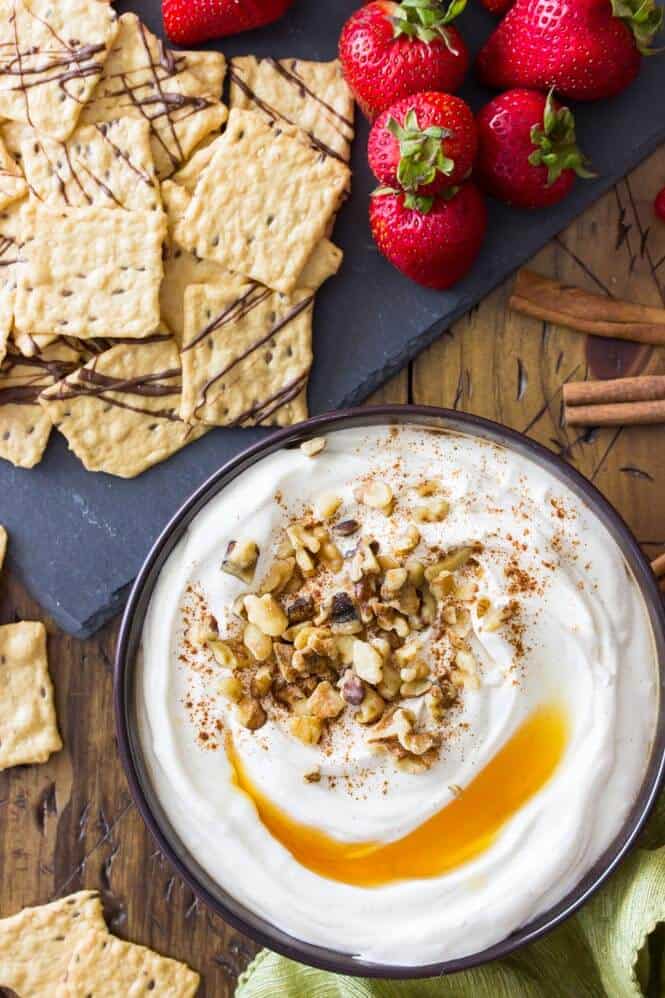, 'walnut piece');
222,539,259,583
300,436,326,457
244,594,288,637
236,697,267,730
